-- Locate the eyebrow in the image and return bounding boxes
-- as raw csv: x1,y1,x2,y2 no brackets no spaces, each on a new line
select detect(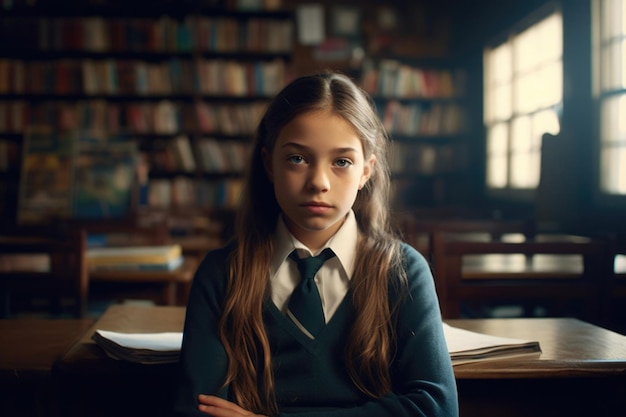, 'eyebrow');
280,142,359,154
